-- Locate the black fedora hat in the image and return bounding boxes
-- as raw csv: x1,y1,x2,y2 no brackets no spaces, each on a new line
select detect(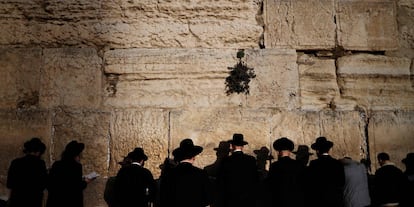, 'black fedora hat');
228,133,248,146
173,138,203,162
23,137,46,154
273,137,294,151
214,141,231,153
311,137,333,151
62,140,85,159
293,145,314,155
128,147,148,162
402,153,414,165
